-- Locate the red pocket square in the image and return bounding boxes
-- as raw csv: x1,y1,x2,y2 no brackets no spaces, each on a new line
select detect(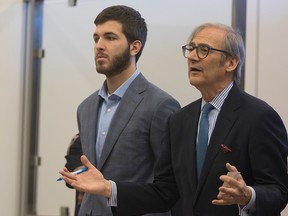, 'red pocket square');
221,144,232,153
